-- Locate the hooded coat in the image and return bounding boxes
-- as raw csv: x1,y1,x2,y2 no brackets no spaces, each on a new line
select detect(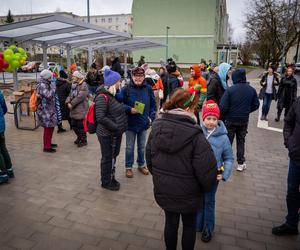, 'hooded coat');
95,85,127,137
220,68,260,123
283,97,300,165
36,78,57,128
55,77,71,120
201,121,234,181
188,64,207,93
146,109,217,213
66,81,89,120
207,63,231,104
